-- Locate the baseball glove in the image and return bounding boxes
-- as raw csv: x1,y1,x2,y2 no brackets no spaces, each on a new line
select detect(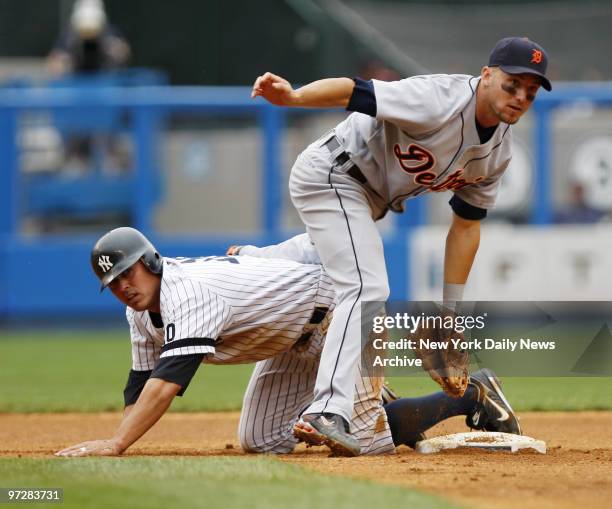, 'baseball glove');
411,315,469,398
